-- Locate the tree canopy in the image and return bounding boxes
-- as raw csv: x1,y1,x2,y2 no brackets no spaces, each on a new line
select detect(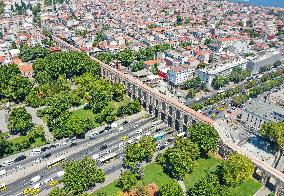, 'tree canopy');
188,172,230,196
217,153,254,187
212,76,228,90
159,182,183,196
157,138,199,179
260,122,284,148
20,45,50,62
8,107,33,135
33,51,100,84
63,157,105,194
117,171,138,192
188,123,219,156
